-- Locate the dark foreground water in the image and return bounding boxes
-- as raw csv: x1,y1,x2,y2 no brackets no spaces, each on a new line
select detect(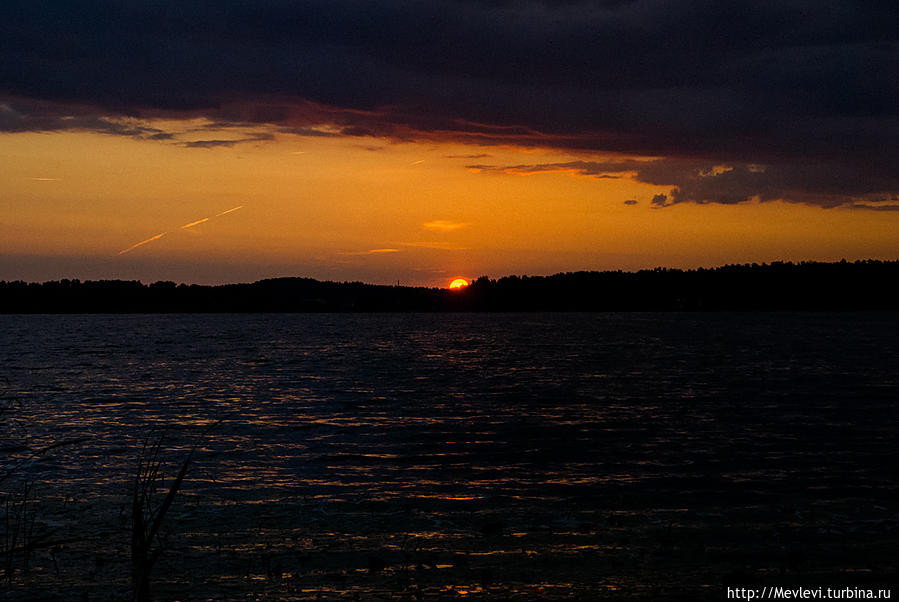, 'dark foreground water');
1,313,898,600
